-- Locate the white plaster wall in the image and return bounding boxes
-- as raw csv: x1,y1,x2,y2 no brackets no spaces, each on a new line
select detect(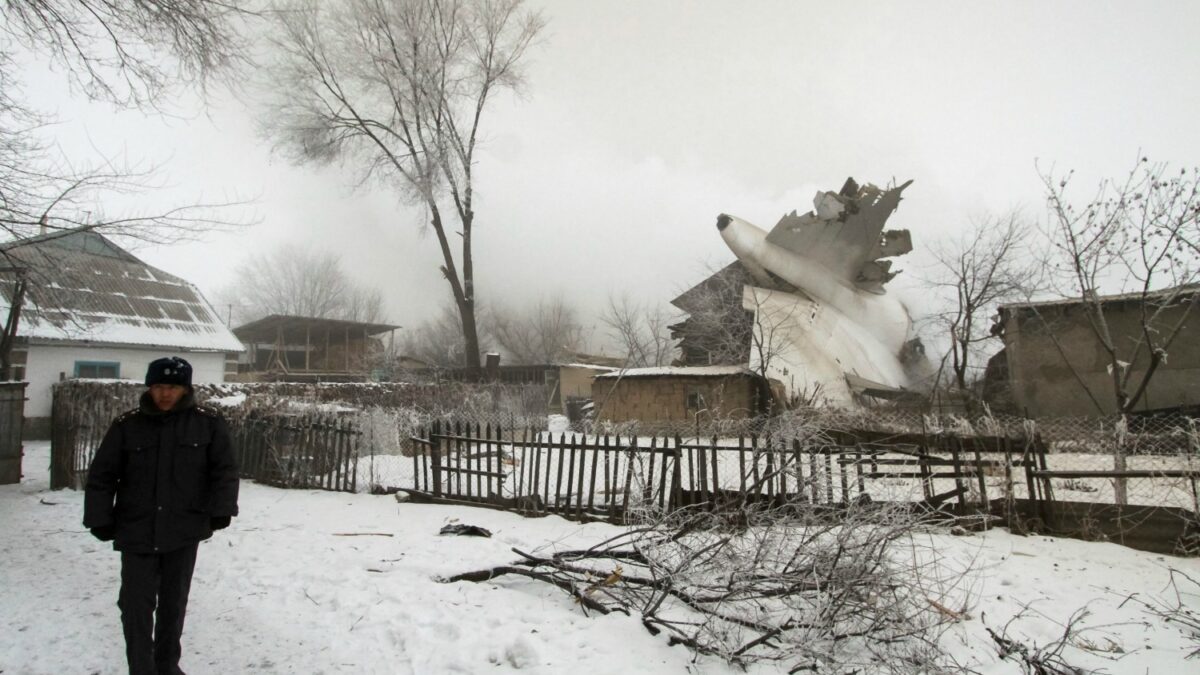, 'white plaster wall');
23,345,226,418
